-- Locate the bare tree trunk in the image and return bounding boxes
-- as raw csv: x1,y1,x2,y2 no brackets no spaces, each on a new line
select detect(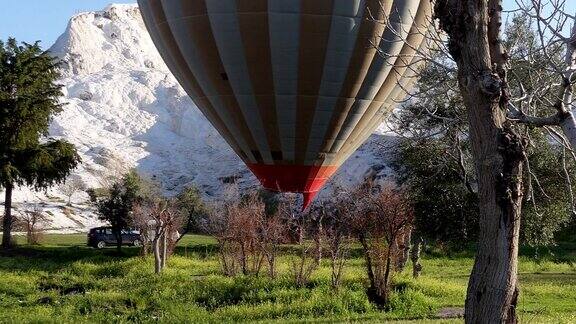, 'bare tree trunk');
460,34,524,324
329,233,346,289
358,235,375,289
411,236,423,279
397,229,411,272
141,233,149,257
314,219,323,265
381,245,393,305
160,231,167,270
267,251,276,279
240,243,247,275
435,1,525,322
115,230,122,253
561,113,576,149
153,235,162,274
2,183,14,249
